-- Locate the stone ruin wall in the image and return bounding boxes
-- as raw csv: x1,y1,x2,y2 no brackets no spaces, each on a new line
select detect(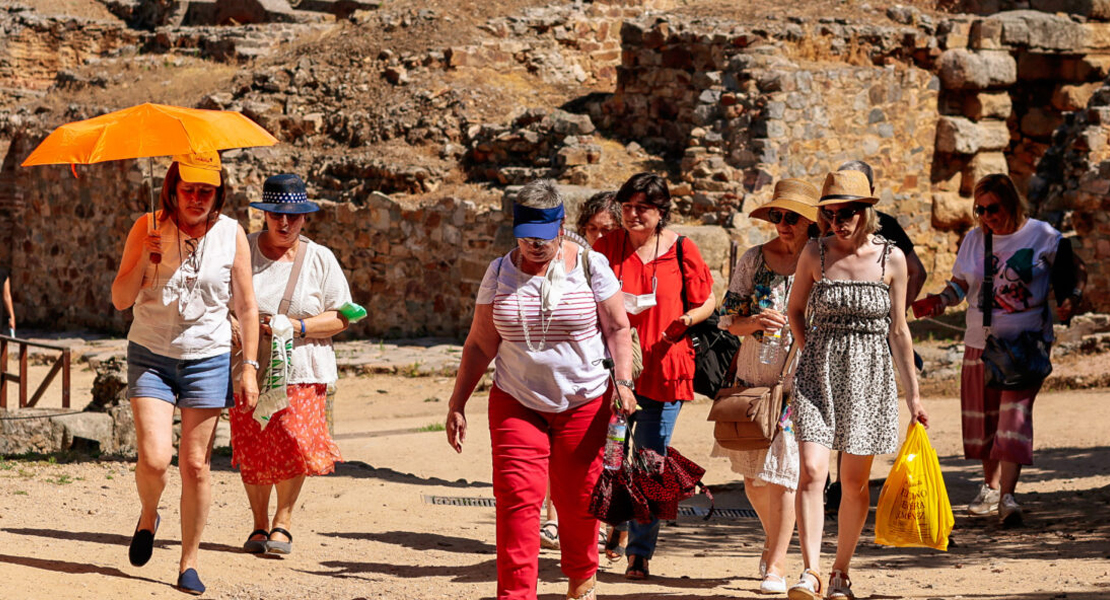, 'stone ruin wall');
936,10,1110,312
596,10,1110,299
8,3,1110,336
596,18,955,282
446,0,675,88
0,153,511,339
